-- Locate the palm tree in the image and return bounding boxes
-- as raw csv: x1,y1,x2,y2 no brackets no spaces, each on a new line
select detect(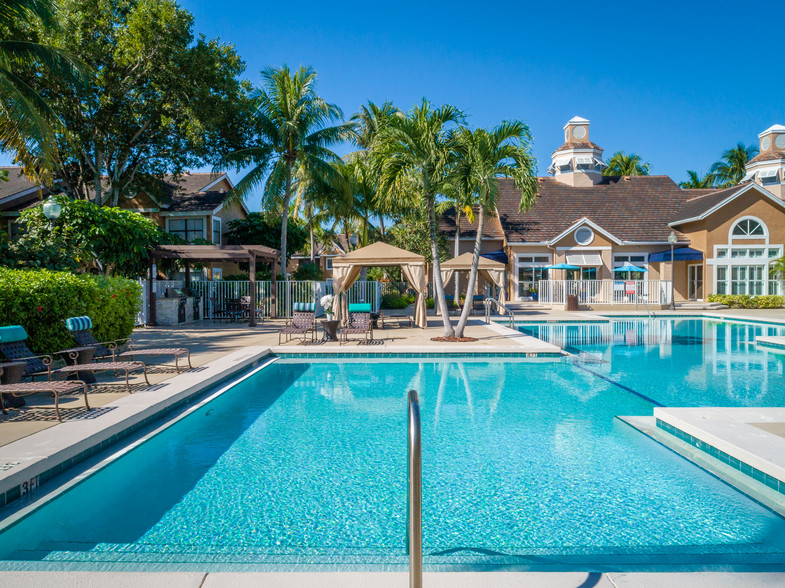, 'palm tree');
679,170,715,189
436,185,474,309
216,65,356,274
449,122,538,337
710,142,758,187
0,0,85,174
603,151,650,176
374,99,465,336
